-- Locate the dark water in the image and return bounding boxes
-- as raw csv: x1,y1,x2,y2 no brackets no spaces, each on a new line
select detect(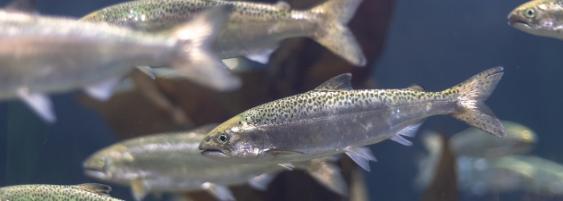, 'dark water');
0,0,562,201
